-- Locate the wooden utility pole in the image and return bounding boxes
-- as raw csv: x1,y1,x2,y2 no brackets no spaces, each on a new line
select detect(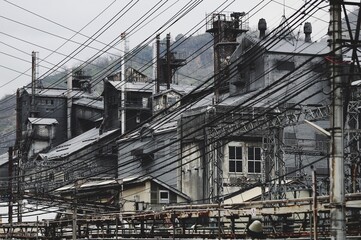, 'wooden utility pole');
329,1,346,239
